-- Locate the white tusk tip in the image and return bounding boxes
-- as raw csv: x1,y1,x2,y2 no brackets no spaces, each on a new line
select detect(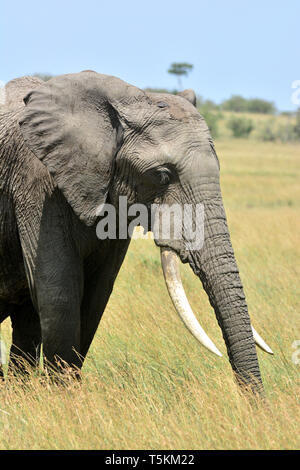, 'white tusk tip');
252,326,274,355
